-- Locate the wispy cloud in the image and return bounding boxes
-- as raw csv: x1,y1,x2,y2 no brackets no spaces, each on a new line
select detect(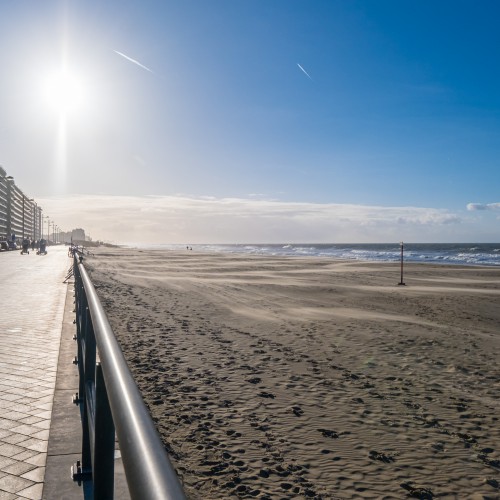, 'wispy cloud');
113,50,154,73
38,194,463,244
297,63,312,80
467,202,500,211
